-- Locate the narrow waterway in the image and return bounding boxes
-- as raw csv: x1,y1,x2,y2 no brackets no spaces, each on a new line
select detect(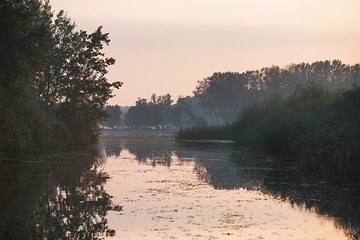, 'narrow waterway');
98,132,359,239
0,131,359,239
